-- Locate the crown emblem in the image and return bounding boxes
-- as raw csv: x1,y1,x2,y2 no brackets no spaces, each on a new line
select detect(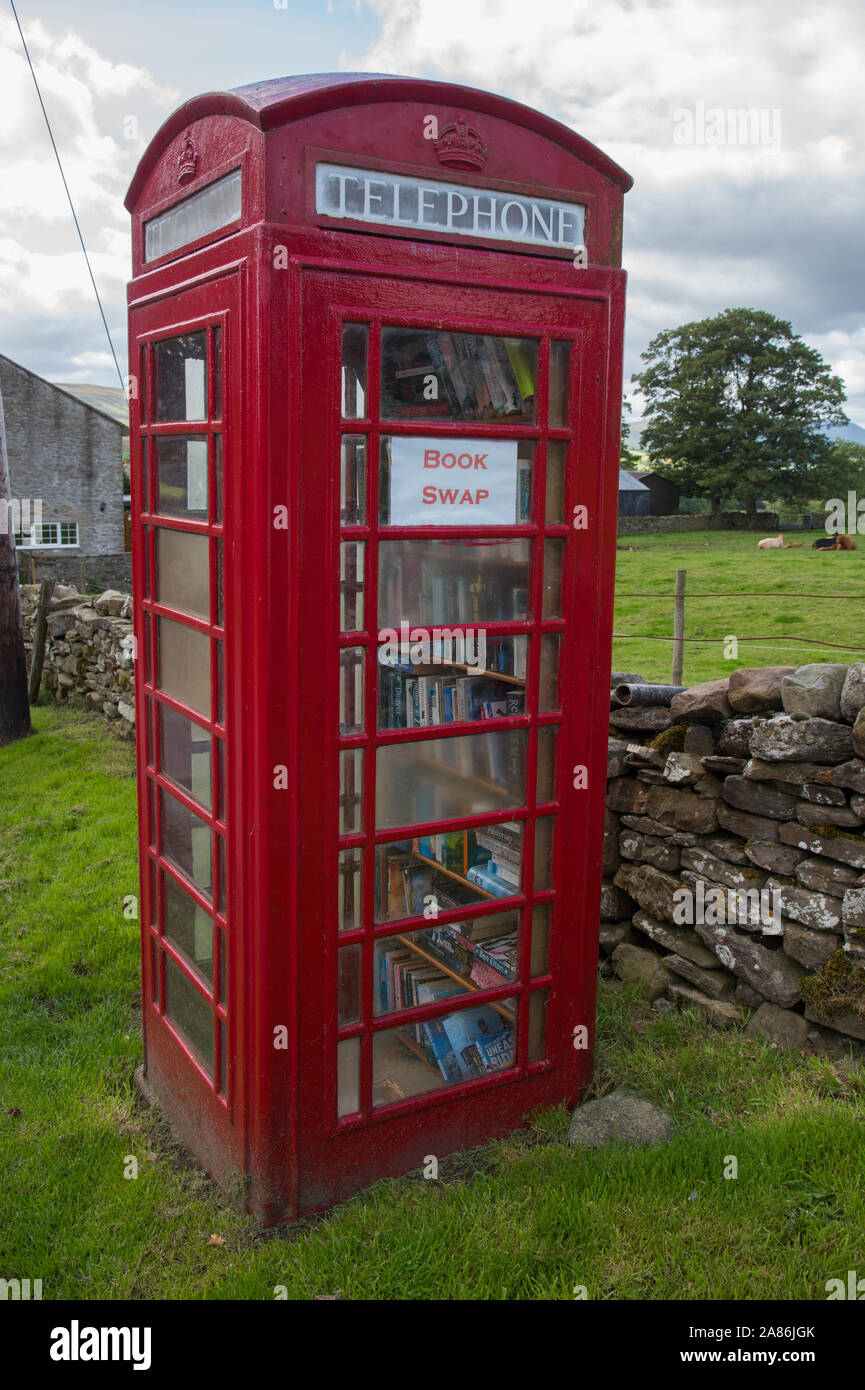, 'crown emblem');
433,116,489,171
177,135,198,184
